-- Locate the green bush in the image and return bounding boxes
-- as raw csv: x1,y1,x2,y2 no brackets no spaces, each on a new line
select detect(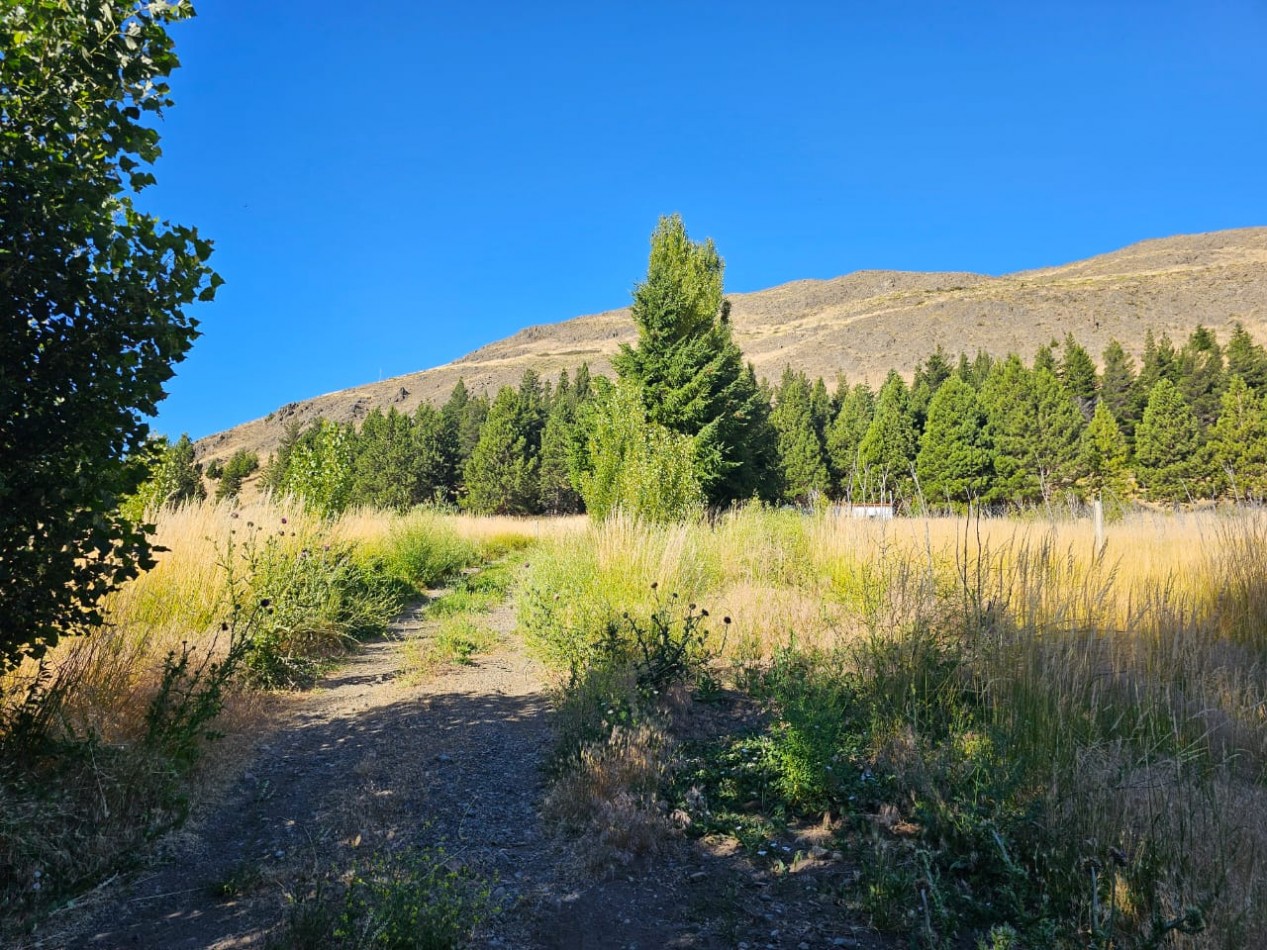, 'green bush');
275,847,495,950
